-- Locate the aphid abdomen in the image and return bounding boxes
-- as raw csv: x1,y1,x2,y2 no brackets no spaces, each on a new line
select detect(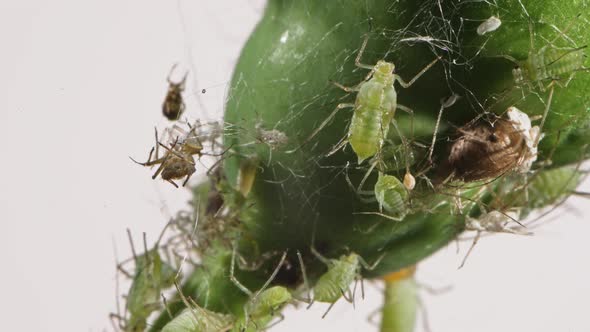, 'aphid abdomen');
349,83,396,163
314,270,346,302
349,106,384,163
314,256,358,303
543,48,585,79
525,47,586,83
374,173,408,218
250,286,292,319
